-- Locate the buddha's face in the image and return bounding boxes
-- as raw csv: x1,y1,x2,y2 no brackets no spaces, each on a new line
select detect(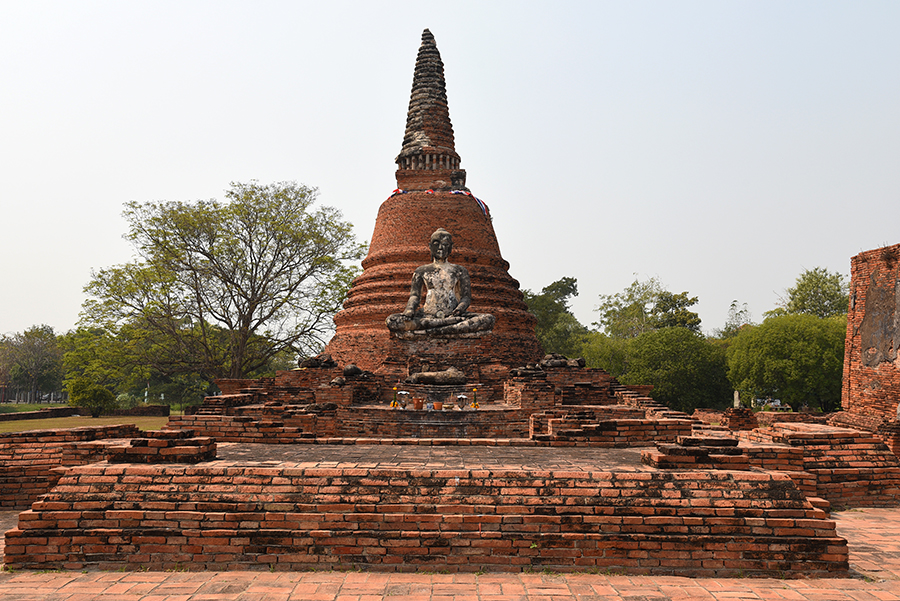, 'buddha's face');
430,232,453,260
